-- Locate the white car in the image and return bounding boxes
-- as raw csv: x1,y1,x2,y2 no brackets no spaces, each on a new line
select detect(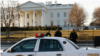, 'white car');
1,34,100,56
